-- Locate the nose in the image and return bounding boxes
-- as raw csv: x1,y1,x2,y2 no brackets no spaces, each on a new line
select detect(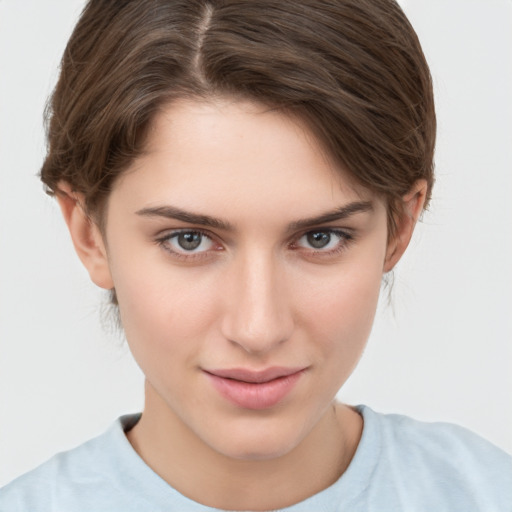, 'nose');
220,251,294,355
